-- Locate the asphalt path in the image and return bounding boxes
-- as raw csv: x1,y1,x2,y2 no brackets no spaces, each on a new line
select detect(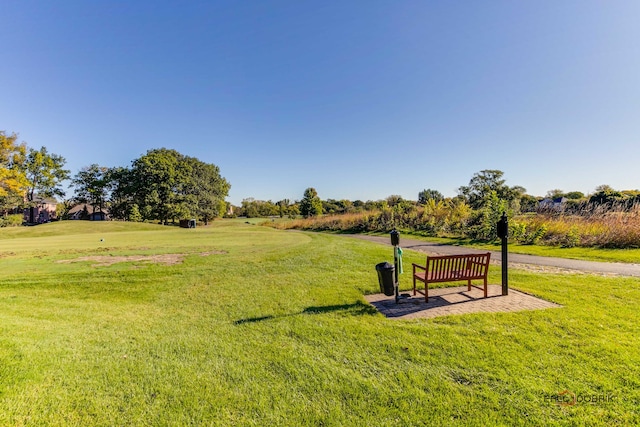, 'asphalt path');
345,234,640,278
